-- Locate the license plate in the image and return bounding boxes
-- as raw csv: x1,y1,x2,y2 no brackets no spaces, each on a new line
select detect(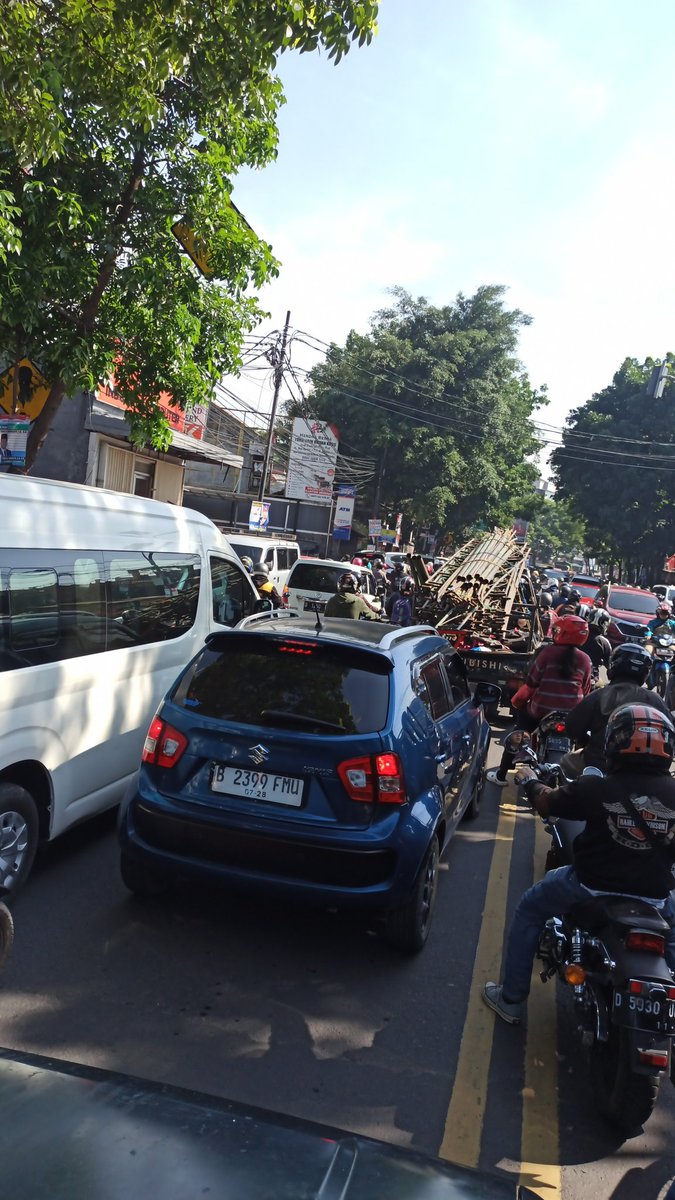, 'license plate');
613,989,675,1034
544,735,571,753
464,657,499,672
211,765,304,807
303,598,326,612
